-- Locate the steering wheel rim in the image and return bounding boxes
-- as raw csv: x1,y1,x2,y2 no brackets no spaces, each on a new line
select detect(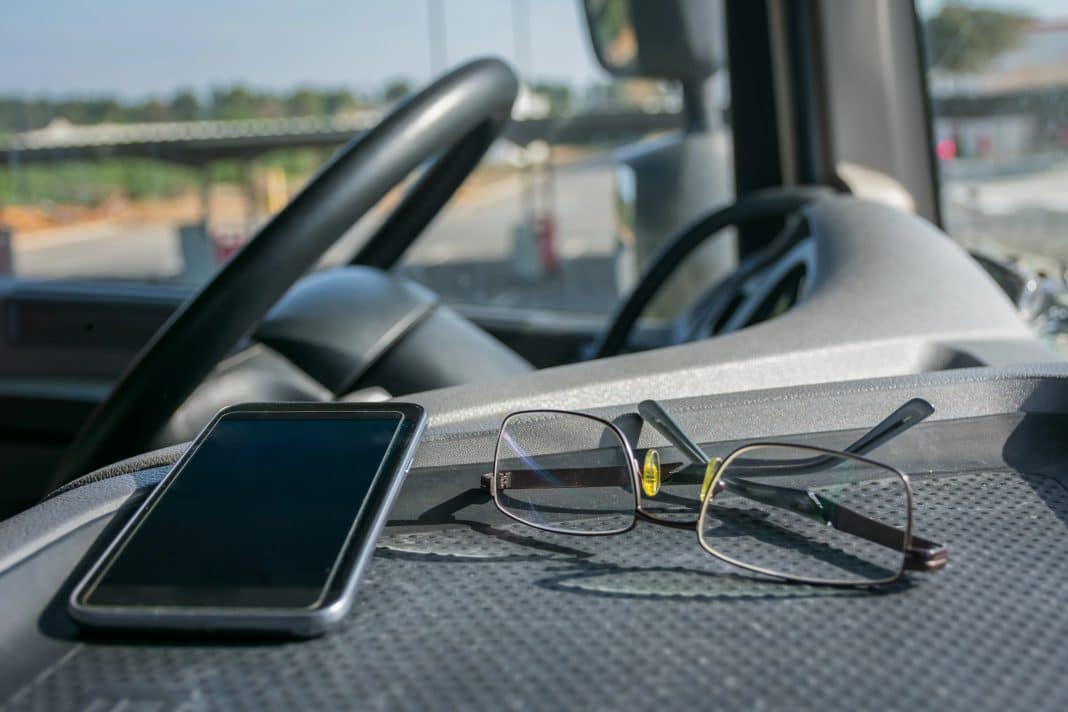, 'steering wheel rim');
49,58,519,491
592,187,832,359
